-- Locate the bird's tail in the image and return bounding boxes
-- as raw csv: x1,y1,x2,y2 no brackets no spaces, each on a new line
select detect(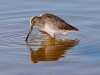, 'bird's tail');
68,24,79,31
